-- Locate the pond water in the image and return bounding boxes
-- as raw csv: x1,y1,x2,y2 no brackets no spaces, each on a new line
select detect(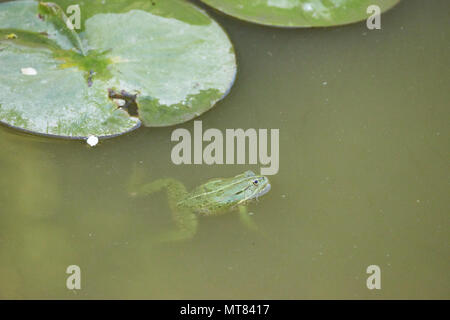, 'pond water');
0,0,449,299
